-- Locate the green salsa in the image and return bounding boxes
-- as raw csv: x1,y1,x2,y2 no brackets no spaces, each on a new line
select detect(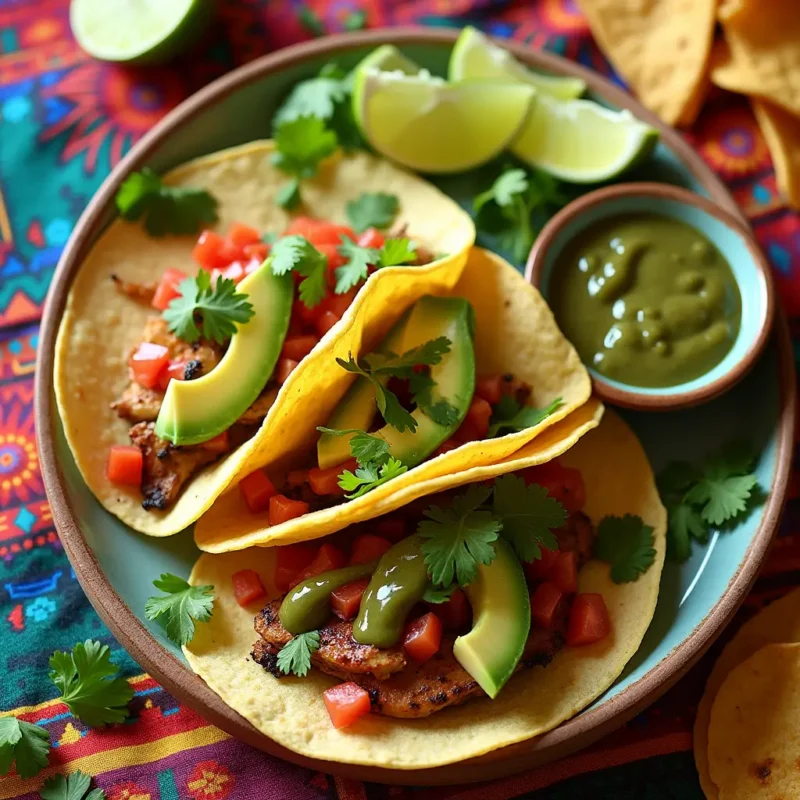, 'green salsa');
549,213,741,387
